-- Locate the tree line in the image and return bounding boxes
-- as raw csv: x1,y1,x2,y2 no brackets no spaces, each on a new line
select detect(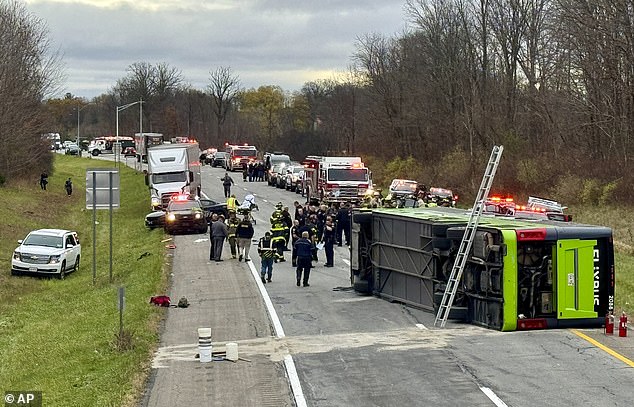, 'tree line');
3,0,633,204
